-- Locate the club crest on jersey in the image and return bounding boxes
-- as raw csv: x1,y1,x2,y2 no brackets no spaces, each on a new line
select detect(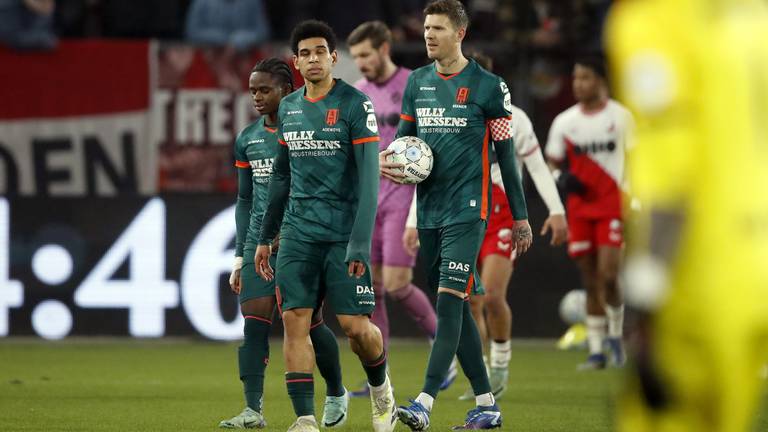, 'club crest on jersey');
456,87,470,104
325,109,339,126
